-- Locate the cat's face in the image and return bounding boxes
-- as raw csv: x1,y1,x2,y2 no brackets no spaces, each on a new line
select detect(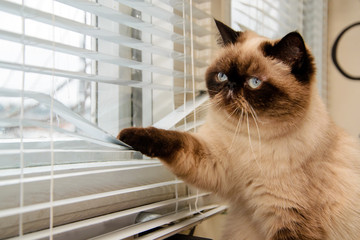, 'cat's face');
206,20,315,123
